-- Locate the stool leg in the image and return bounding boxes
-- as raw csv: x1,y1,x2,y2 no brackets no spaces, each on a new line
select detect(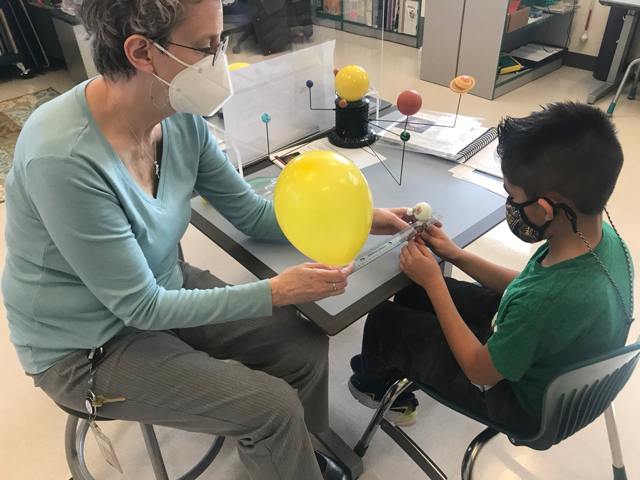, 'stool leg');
608,59,640,115
140,424,170,480
628,65,640,100
605,404,628,480
64,415,96,480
